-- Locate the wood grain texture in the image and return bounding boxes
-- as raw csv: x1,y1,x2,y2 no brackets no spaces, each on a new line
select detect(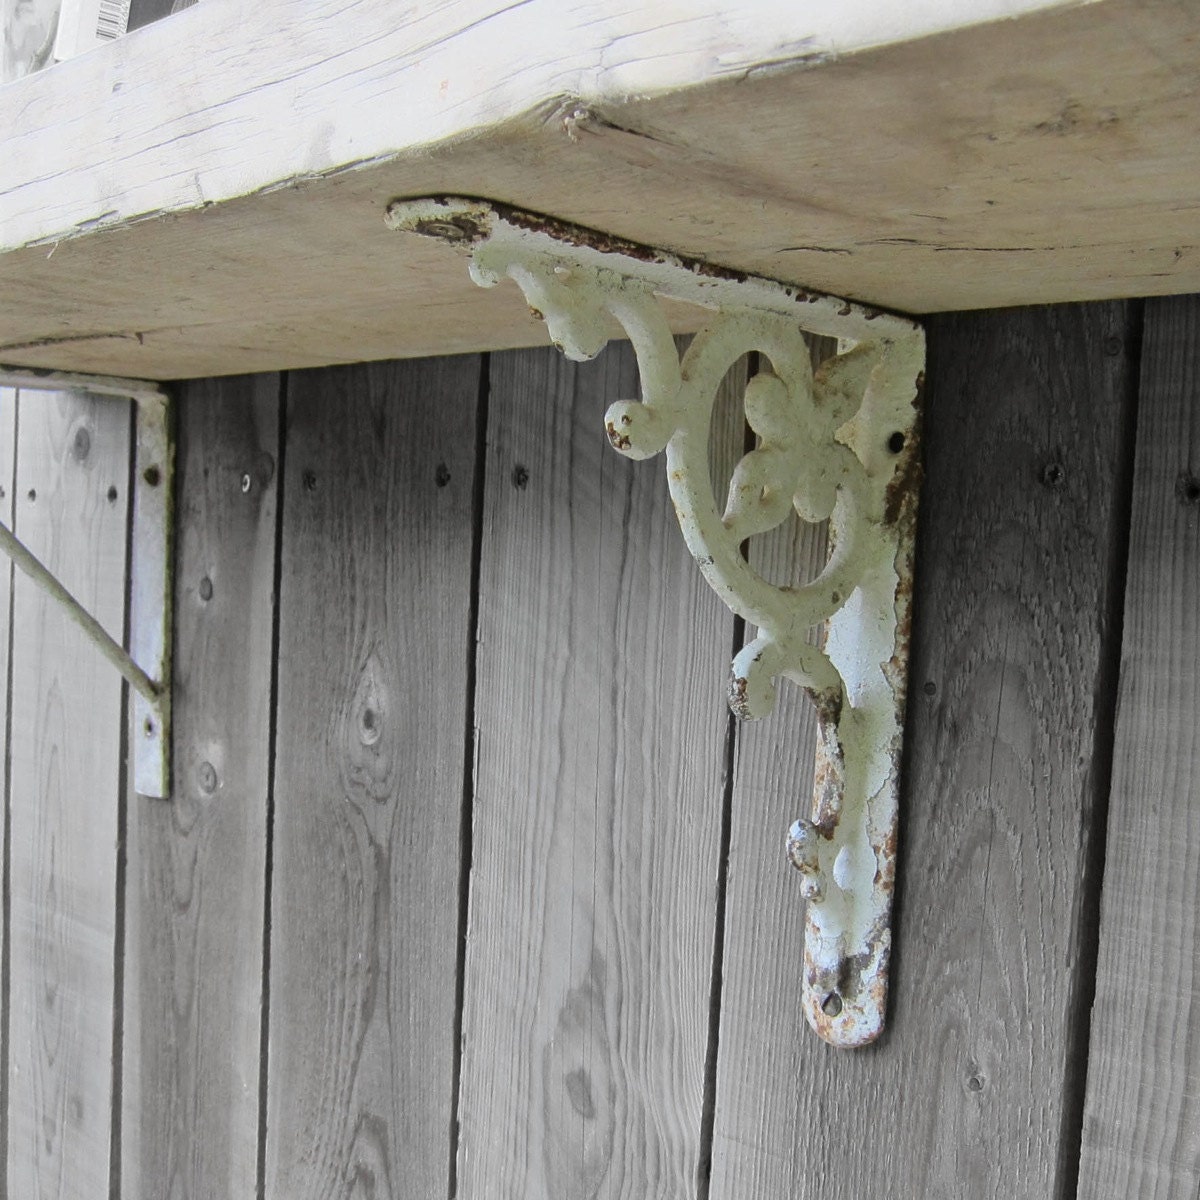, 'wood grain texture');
120,376,279,1199
1078,295,1200,1198
264,356,481,1200
710,304,1137,1198
456,343,741,1199
0,0,1072,248
5,0,1200,379
7,388,130,1199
